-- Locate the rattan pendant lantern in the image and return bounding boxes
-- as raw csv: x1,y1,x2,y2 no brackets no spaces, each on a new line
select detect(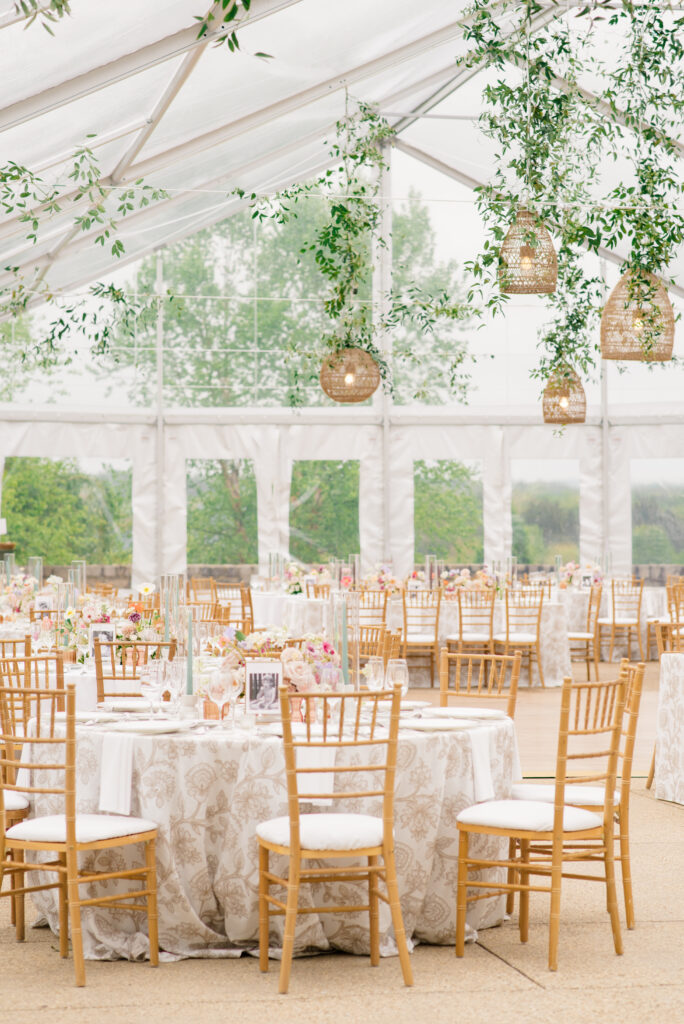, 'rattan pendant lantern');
542,365,586,424
319,347,381,403
600,270,674,362
498,208,558,294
